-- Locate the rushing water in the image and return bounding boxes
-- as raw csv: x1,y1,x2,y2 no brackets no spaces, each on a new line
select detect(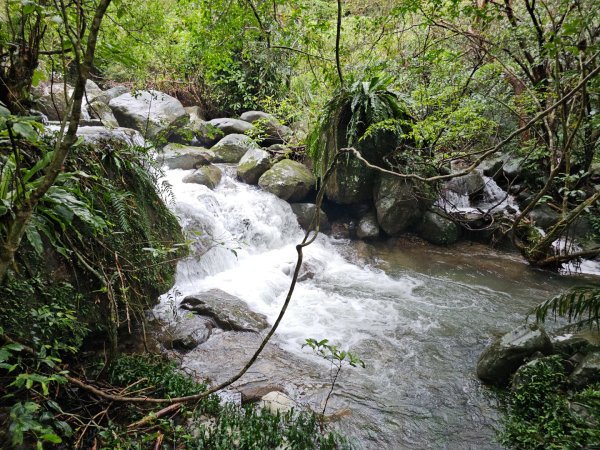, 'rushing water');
158,165,593,449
